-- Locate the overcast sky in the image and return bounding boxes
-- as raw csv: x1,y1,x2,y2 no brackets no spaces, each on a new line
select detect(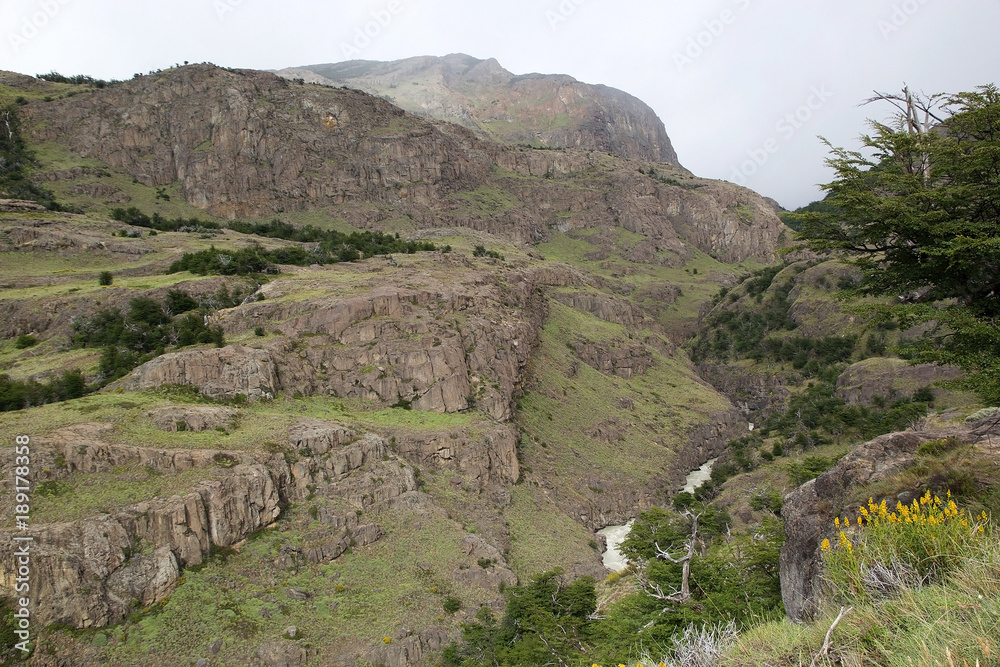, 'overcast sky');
3,0,997,209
